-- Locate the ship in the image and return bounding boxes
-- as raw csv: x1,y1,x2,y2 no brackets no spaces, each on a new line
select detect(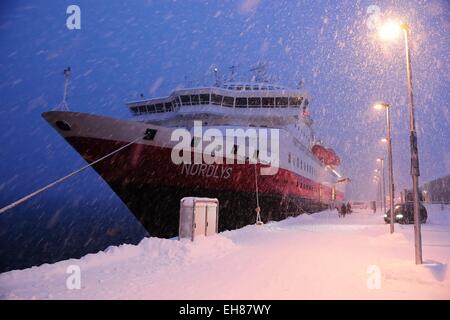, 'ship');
42,67,346,238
